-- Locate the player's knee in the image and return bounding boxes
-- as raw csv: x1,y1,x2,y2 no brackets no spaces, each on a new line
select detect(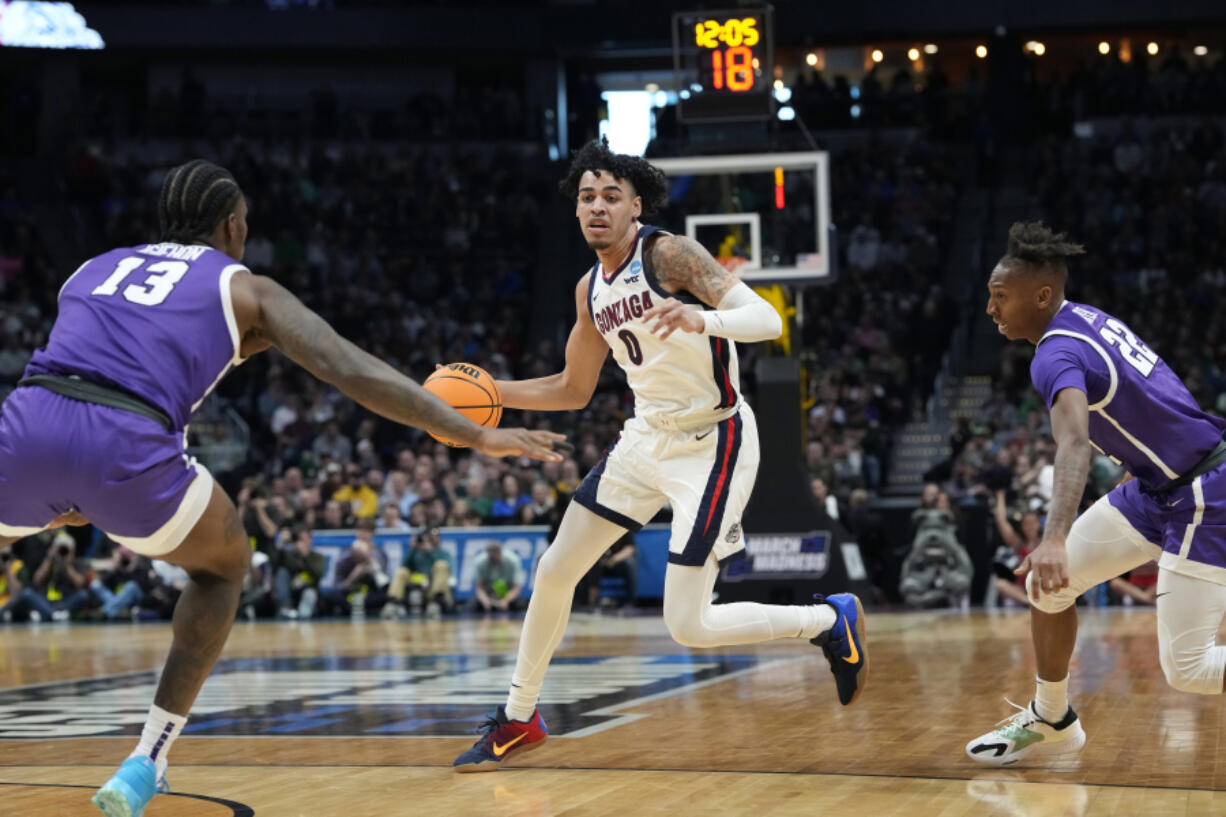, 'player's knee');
662,602,713,648
1160,644,1224,695
1024,573,1077,614
533,544,582,592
